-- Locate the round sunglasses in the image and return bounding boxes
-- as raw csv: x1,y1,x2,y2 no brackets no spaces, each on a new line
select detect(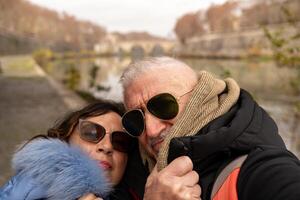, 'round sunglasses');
78,119,133,153
122,91,192,137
